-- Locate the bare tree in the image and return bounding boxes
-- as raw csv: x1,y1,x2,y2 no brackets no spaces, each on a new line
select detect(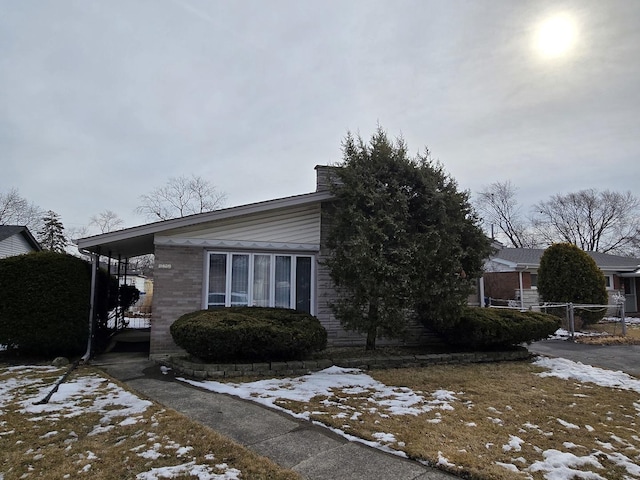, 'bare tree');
136,175,226,221
475,181,537,248
0,188,44,232
89,210,124,233
129,254,155,277
533,189,640,254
